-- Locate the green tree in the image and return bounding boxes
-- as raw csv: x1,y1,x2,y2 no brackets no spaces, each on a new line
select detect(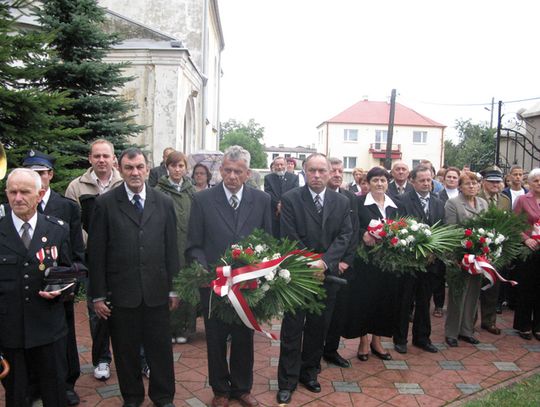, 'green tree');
220,119,267,168
37,0,144,189
0,0,78,194
444,120,496,171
